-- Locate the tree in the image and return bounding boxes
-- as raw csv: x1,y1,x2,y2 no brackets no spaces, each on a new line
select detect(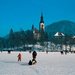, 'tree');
39,30,45,46
25,30,37,44
8,28,15,49
20,29,26,46
0,37,5,49
44,32,49,42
